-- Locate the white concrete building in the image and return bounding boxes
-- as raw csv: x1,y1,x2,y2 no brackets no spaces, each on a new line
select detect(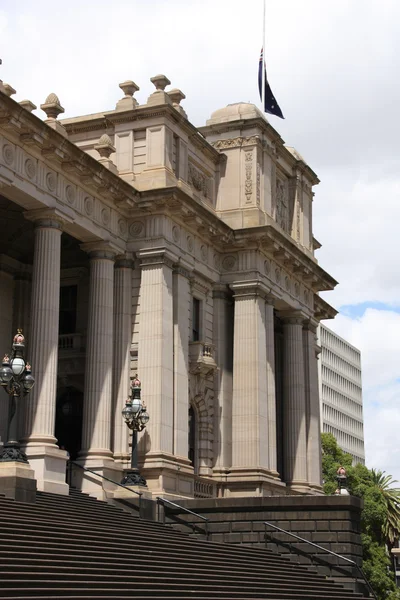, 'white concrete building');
0,74,338,500
319,324,365,465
